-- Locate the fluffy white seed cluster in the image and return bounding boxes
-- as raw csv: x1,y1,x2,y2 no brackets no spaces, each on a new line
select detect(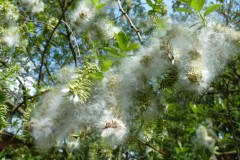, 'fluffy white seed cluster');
0,2,21,47
148,22,240,92
100,117,127,146
31,67,128,149
196,125,216,150
31,21,240,150
70,0,120,40
21,0,45,13
2,26,20,47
